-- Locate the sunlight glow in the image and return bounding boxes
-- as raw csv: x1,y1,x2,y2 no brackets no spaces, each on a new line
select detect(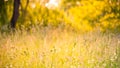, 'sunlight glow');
31,3,36,8
45,0,59,9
